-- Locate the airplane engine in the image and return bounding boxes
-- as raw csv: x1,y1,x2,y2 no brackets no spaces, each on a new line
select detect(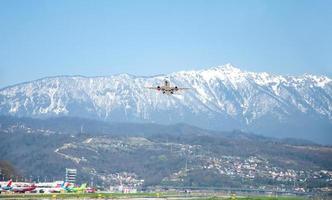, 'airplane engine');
157,86,161,90
175,86,178,91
